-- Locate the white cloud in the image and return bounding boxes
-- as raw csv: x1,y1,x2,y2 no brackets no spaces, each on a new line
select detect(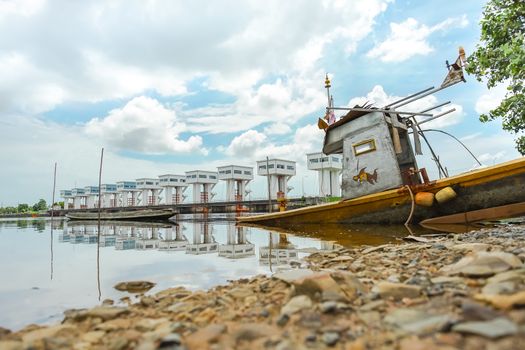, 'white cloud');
0,53,66,114
85,96,207,155
264,123,292,135
475,84,507,115
0,115,207,205
478,151,507,164
0,0,45,18
0,0,392,116
225,130,267,157
367,15,469,62
186,73,327,134
223,123,324,164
